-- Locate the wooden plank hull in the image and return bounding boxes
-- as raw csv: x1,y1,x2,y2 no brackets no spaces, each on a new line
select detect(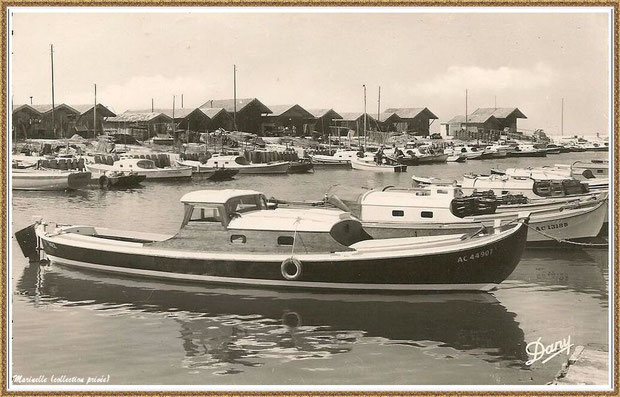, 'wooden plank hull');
35,221,527,291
